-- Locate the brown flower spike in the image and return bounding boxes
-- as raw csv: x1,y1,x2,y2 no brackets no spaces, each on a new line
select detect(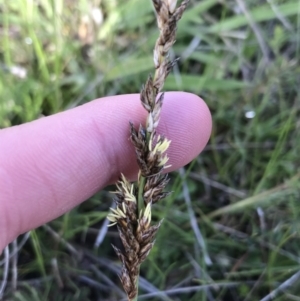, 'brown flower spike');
107,1,190,300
